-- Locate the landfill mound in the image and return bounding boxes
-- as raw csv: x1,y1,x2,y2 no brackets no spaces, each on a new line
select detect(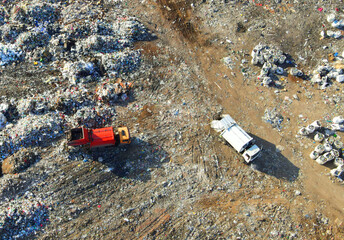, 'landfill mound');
0,0,344,239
